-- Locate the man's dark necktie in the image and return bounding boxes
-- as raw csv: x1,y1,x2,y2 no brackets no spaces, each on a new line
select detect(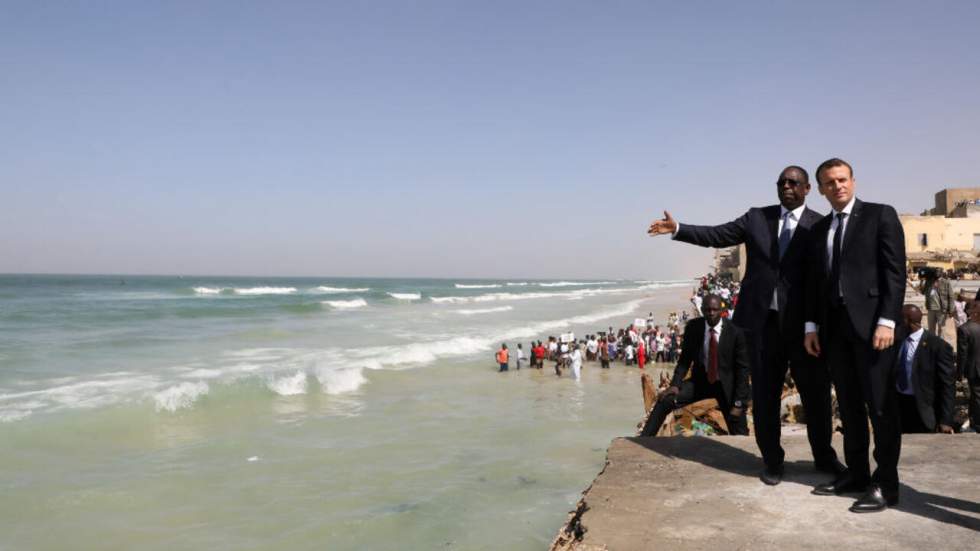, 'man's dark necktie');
778,212,793,260
831,212,847,303
707,328,719,384
896,337,914,393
